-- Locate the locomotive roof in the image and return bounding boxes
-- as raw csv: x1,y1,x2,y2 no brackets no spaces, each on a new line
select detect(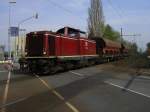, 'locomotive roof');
56,27,86,34
27,31,56,35
27,27,86,35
